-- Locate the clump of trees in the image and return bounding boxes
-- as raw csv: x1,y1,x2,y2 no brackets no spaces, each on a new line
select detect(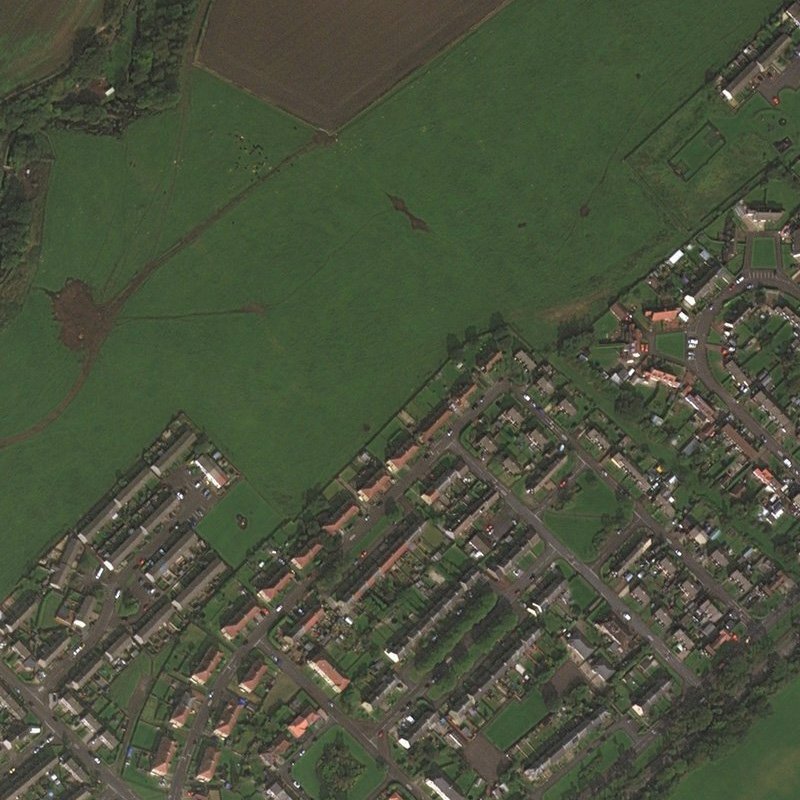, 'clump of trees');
0,0,199,320
316,733,364,799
